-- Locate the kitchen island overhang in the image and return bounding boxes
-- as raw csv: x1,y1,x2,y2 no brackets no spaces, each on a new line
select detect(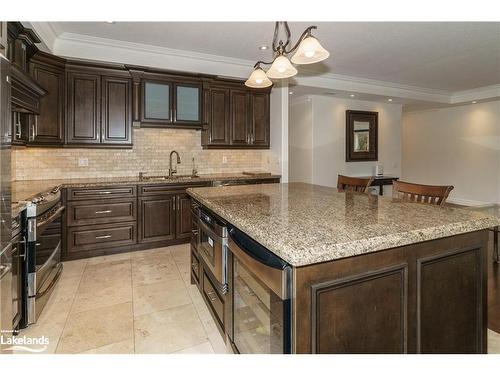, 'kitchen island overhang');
187,183,499,354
